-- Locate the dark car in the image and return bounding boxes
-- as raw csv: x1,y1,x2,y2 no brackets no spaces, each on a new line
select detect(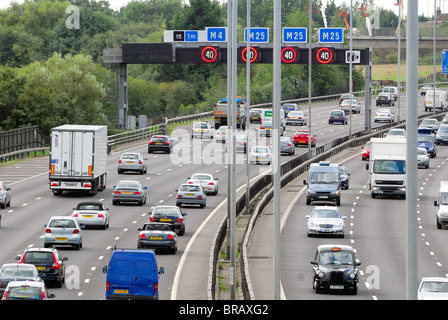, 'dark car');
149,205,187,236
338,165,350,189
339,94,356,105
16,248,68,288
376,93,395,106
137,222,178,253
311,244,361,295
329,110,347,125
417,133,437,158
148,135,173,154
